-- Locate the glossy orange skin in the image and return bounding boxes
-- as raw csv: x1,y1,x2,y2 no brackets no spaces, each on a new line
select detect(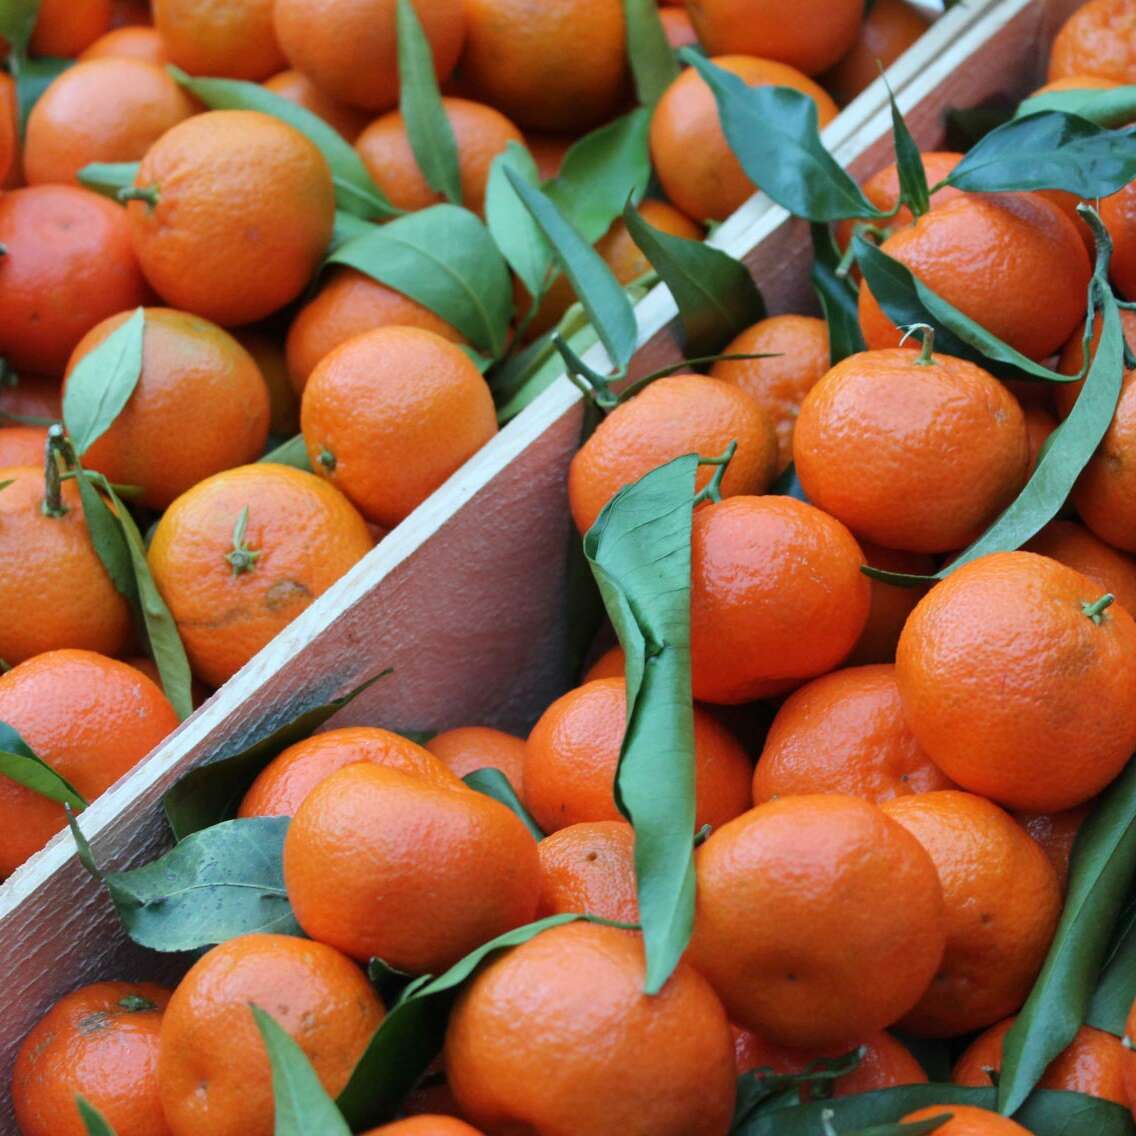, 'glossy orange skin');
30,0,111,56
794,348,1030,553
126,111,335,327
711,315,830,473
583,644,626,683
858,192,1092,362
0,425,47,466
263,70,371,142
659,7,697,48
301,326,498,528
157,934,383,1136
0,467,134,666
0,186,148,374
1025,520,1136,616
239,726,463,818
537,820,638,923
446,923,737,1136
0,73,16,187
689,496,870,703
362,1121,484,1136
284,763,541,971
754,664,954,805
0,651,178,878
80,26,169,64
13,981,172,1136
1016,804,1090,892
152,0,285,81
426,726,527,796
902,1105,1031,1135
823,0,930,104
846,542,935,666
651,55,839,222
568,373,778,535
147,463,373,687
1103,181,1136,301
690,795,945,1048
897,552,1136,811
525,677,753,834
955,1018,1128,1104
1049,0,1136,82
274,0,466,112
882,791,1062,1037
65,308,271,511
